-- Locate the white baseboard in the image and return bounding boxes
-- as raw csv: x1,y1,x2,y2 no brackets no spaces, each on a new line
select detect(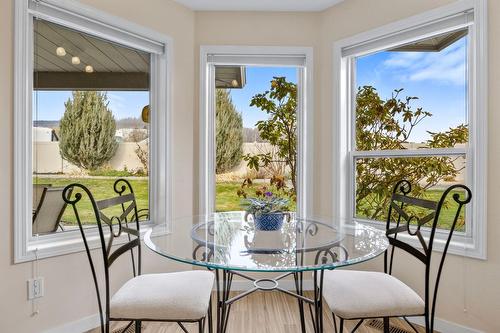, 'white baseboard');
408,317,484,333
40,313,101,333
39,282,483,333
